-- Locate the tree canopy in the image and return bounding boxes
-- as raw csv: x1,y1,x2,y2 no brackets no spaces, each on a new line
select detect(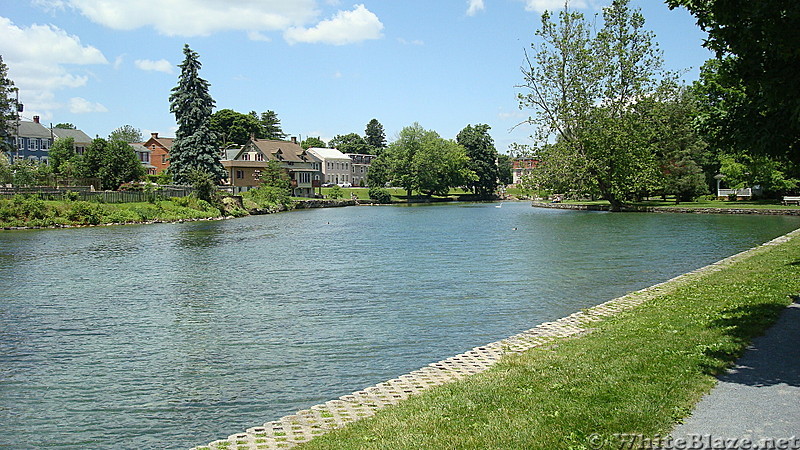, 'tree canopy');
301,136,326,149
249,110,286,141
457,124,499,198
108,124,143,143
517,0,674,210
364,119,387,153
0,56,16,155
329,133,371,154
211,109,261,148
667,0,800,163
168,44,224,184
375,123,475,198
